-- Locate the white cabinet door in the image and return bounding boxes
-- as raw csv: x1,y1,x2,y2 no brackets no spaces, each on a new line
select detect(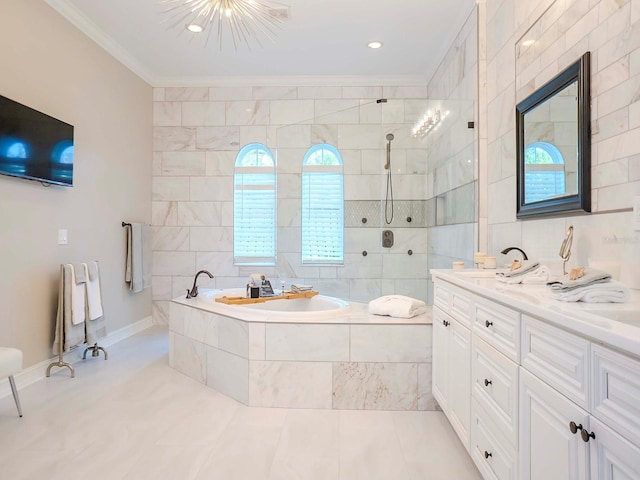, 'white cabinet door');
589,416,640,480
432,307,450,412
449,317,471,449
520,369,589,480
